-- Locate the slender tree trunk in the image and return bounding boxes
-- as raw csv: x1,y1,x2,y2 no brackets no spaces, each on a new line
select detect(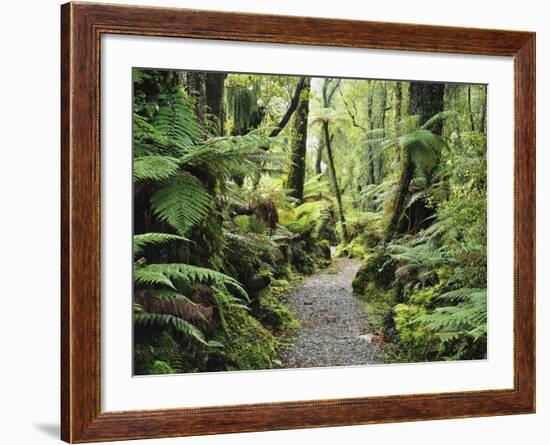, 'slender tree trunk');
467,85,475,132
378,82,387,183
286,78,311,202
366,88,375,185
322,79,349,242
479,85,487,134
323,121,349,242
315,129,324,175
393,81,402,135
270,77,306,137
